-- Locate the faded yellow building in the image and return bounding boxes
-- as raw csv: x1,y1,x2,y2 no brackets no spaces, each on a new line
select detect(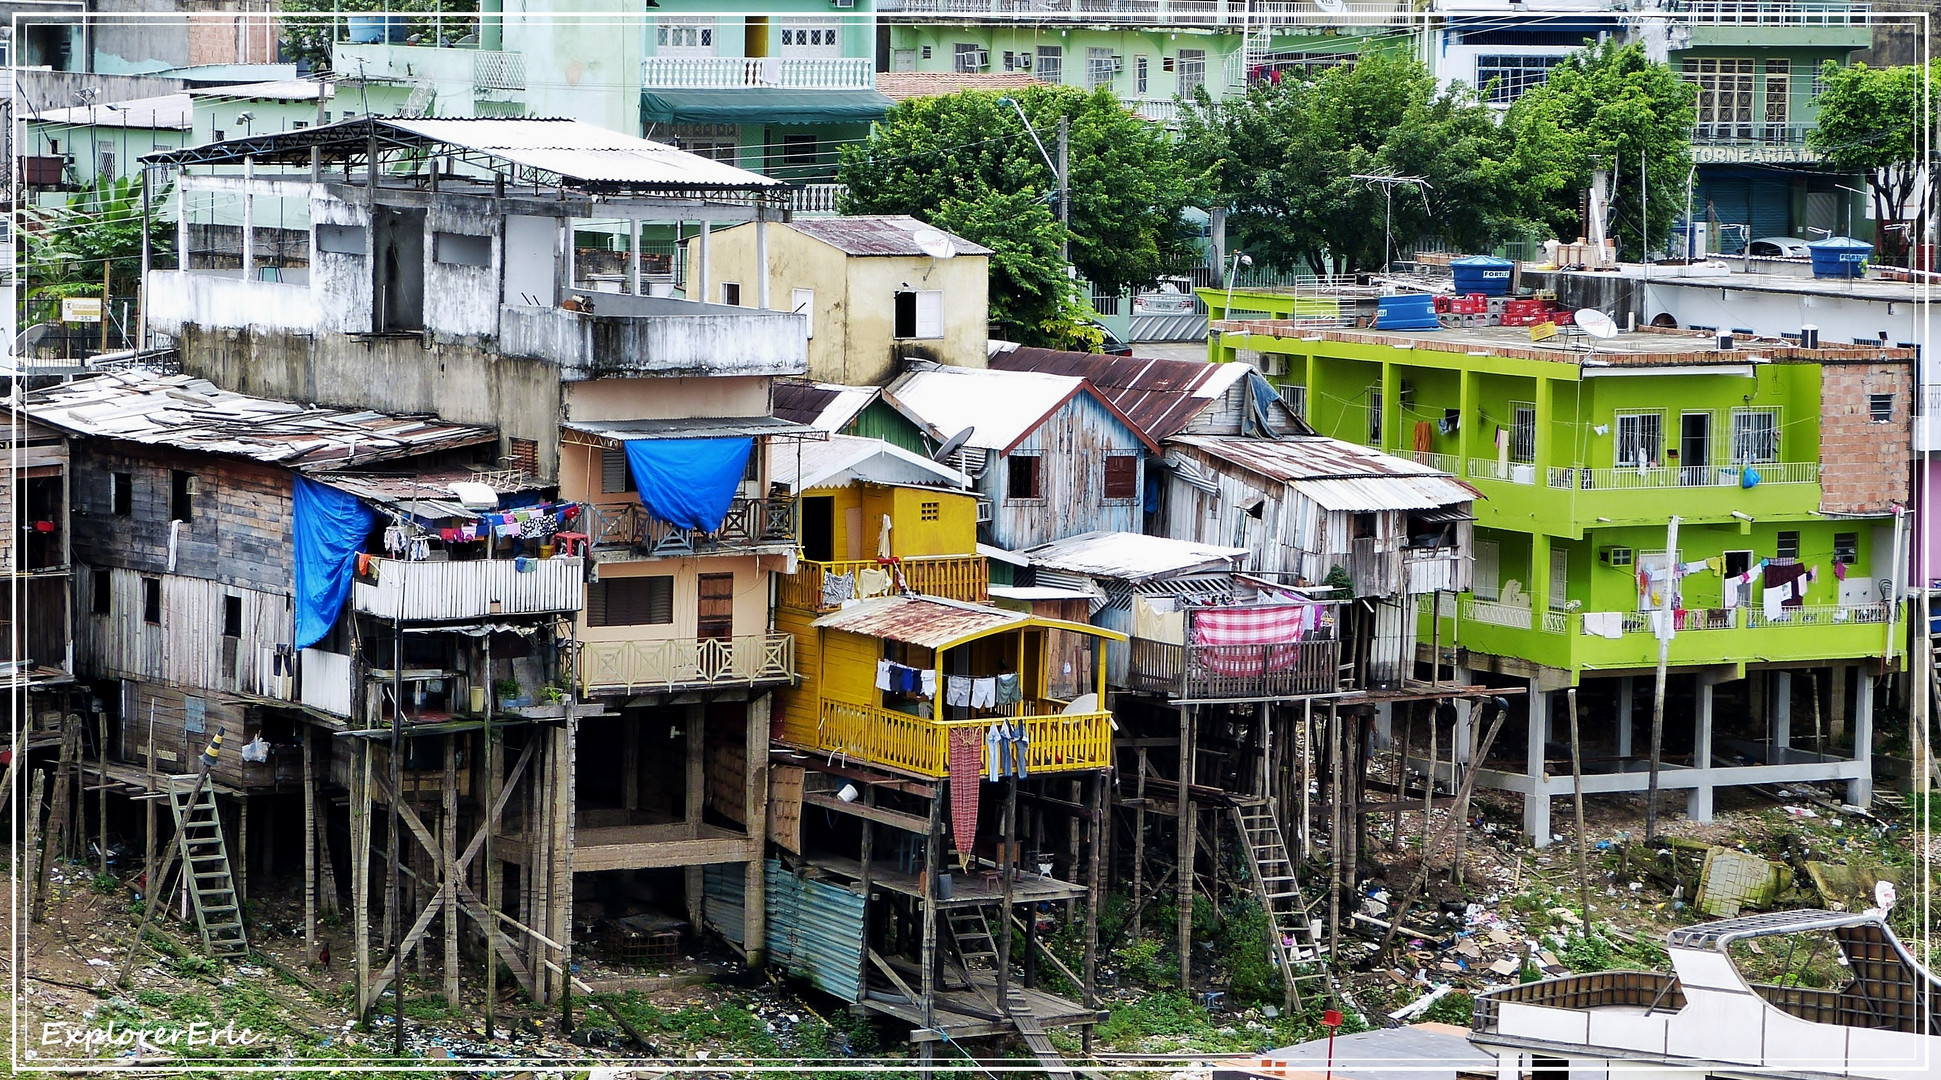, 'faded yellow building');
688,215,991,384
